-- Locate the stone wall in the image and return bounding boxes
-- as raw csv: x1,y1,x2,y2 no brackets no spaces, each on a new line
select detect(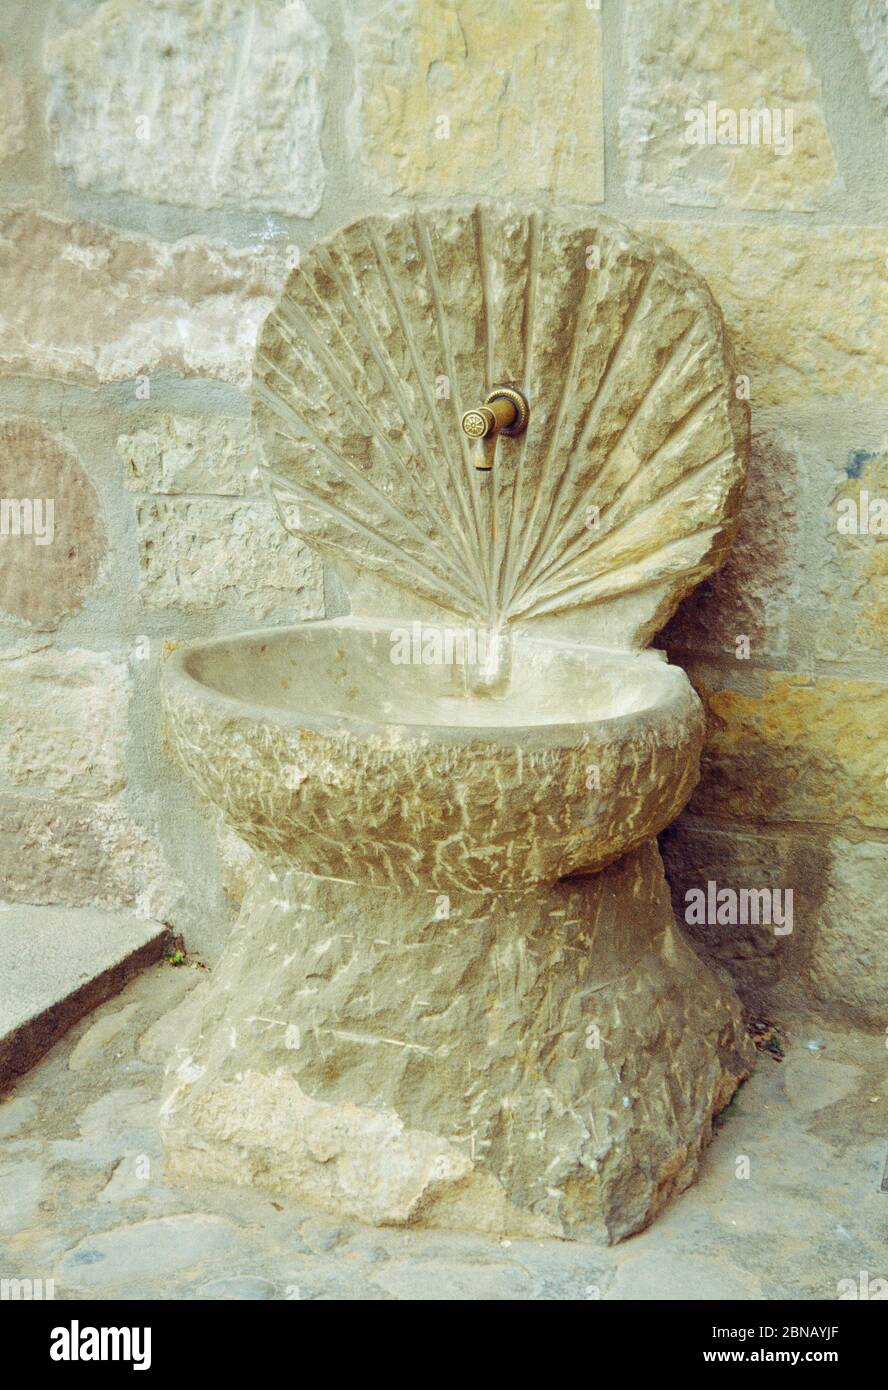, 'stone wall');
1,1,886,1018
